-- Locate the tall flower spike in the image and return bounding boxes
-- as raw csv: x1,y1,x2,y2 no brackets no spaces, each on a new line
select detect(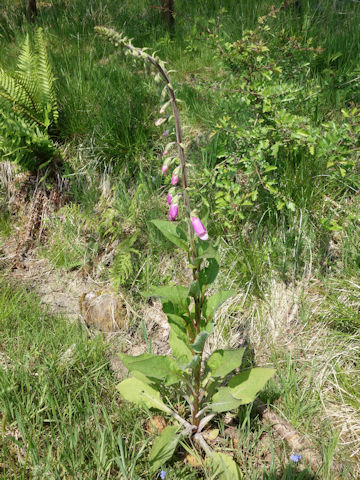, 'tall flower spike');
192,217,208,241
169,203,178,221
